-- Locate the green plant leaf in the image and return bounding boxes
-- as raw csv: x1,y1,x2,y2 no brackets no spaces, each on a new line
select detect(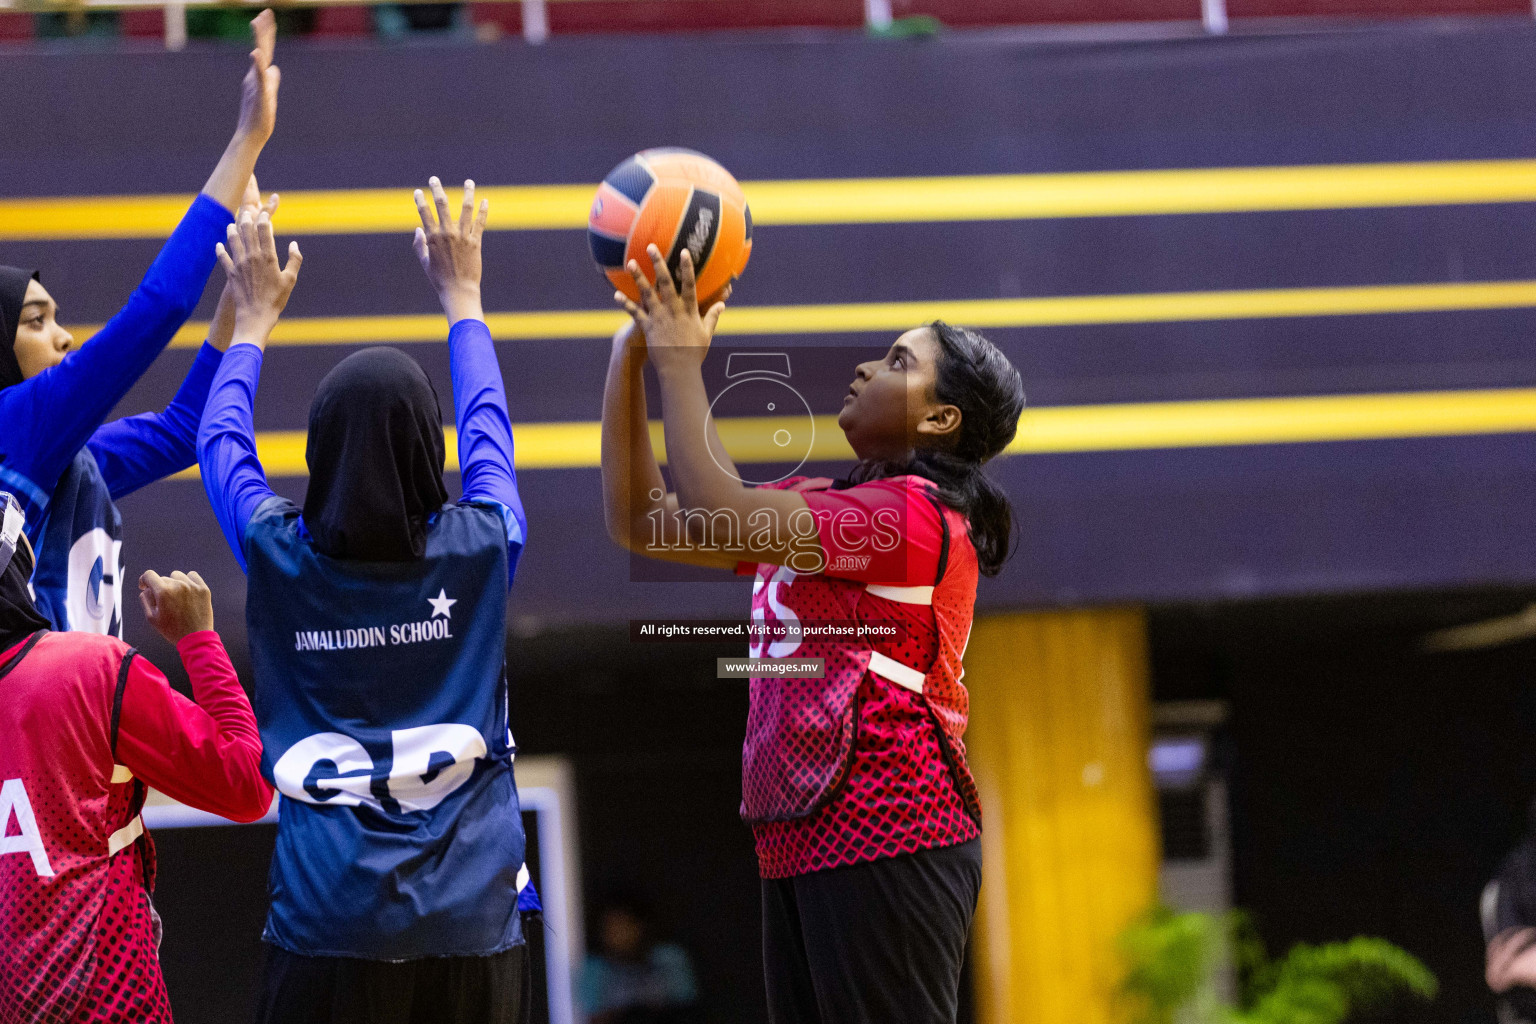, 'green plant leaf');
1118,908,1437,1024
1118,905,1223,1024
